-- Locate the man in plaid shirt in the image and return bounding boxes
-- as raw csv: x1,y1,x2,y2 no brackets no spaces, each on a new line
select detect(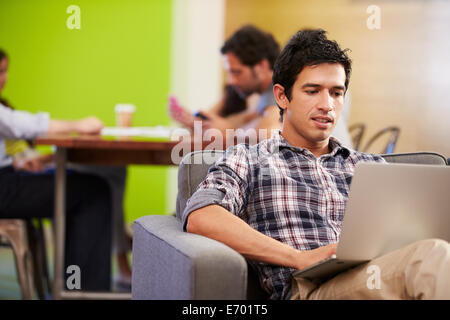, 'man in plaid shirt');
182,29,450,299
